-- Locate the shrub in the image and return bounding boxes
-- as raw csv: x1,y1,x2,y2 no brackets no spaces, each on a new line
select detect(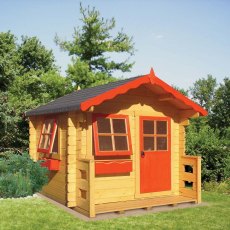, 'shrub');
0,173,32,198
203,180,230,194
186,118,229,182
0,151,48,198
